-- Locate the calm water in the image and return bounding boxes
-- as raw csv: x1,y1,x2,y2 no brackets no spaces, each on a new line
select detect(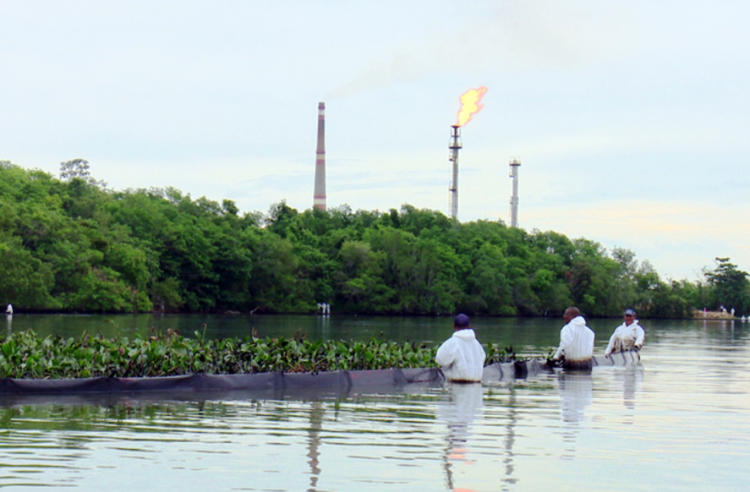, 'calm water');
5,312,551,344
1,315,749,491
4,313,594,352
